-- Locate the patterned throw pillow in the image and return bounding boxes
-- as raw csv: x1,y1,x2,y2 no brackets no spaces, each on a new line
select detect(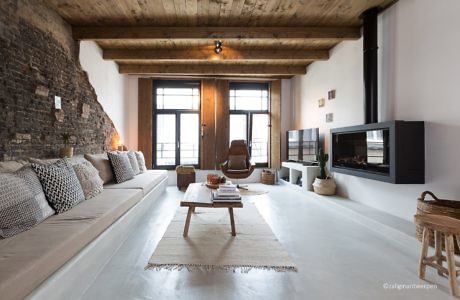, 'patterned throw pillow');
72,160,104,200
135,151,147,173
107,151,135,183
127,151,140,175
0,166,55,238
32,159,85,214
